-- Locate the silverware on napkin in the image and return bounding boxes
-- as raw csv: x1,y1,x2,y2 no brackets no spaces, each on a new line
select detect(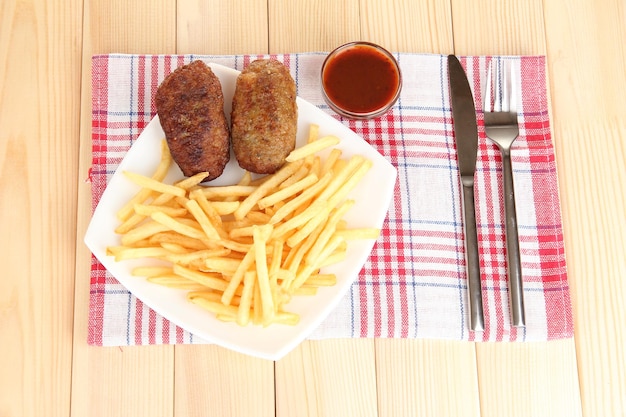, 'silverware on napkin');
484,60,525,327
447,55,484,331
